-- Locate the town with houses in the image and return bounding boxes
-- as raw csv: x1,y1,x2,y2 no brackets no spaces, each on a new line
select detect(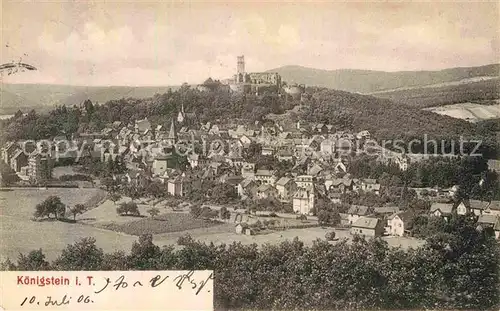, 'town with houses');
1,3,500,308
2,56,500,242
